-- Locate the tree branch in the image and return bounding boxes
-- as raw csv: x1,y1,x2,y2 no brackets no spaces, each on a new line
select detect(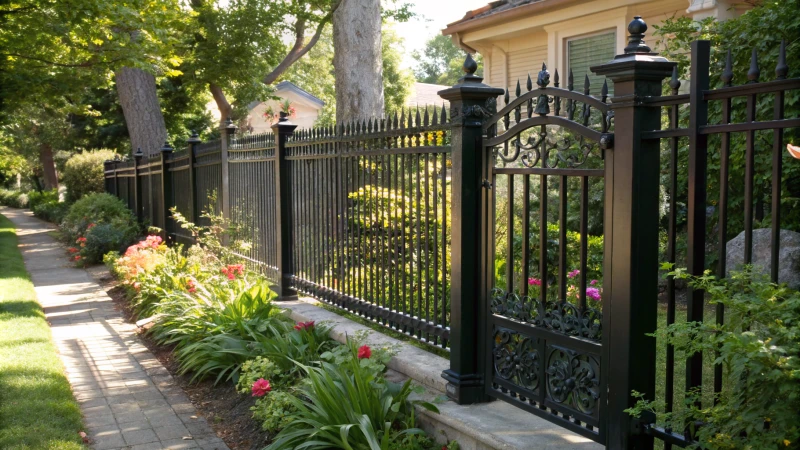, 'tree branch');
0,53,118,68
261,0,342,86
